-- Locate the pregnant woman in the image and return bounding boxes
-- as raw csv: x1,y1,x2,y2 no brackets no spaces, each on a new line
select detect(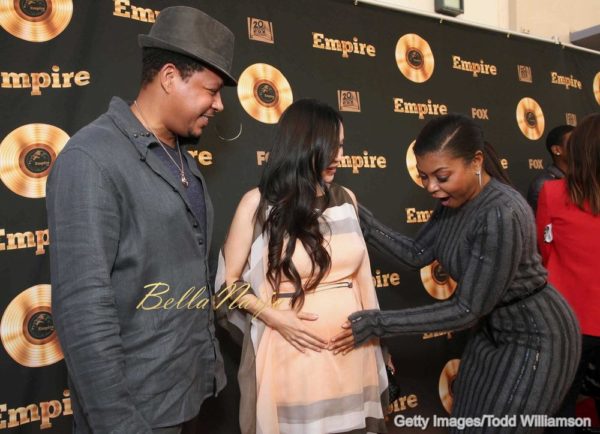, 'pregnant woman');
216,99,388,434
